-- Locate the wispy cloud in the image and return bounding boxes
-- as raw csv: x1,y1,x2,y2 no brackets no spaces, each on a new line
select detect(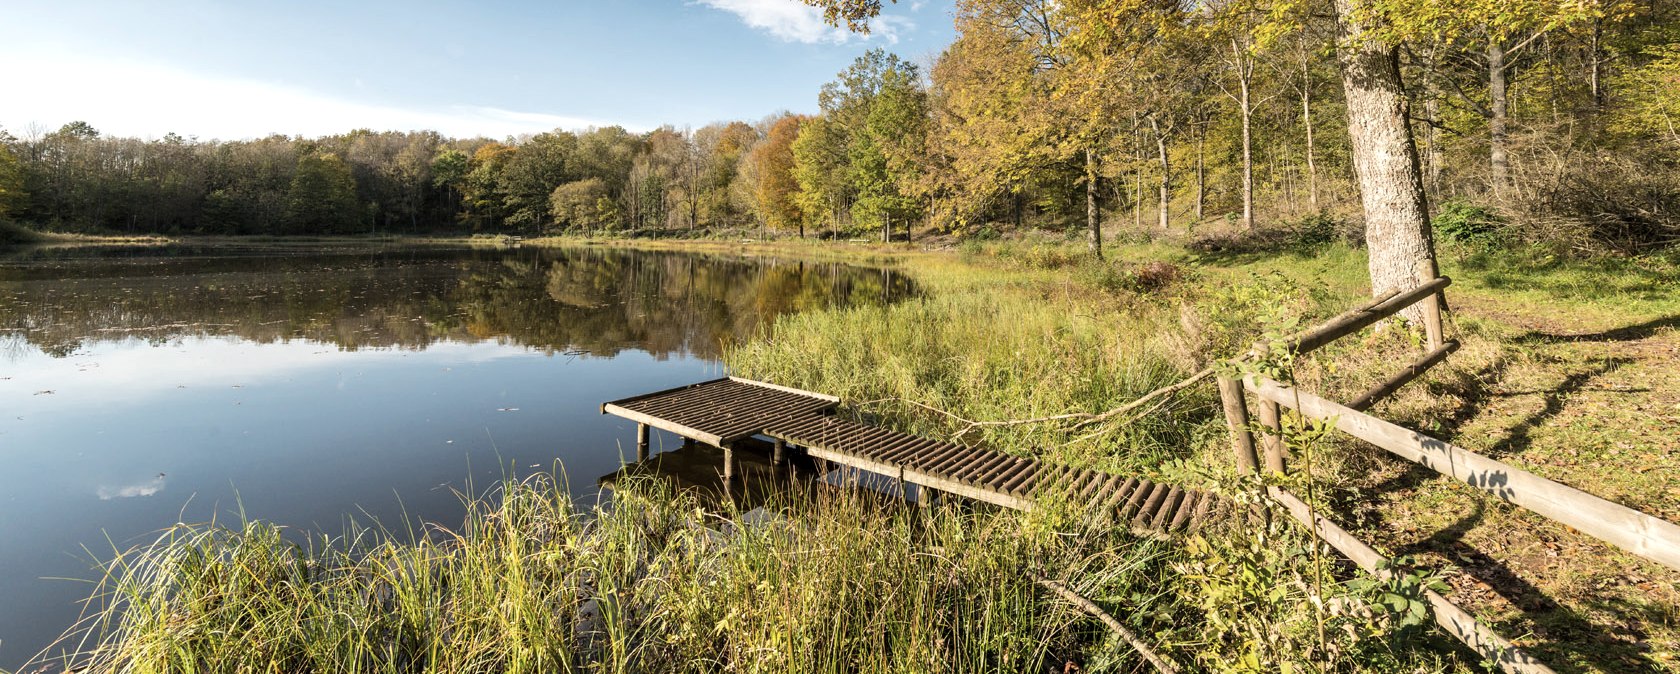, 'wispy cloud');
0,46,618,141
696,0,911,44
98,476,165,500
